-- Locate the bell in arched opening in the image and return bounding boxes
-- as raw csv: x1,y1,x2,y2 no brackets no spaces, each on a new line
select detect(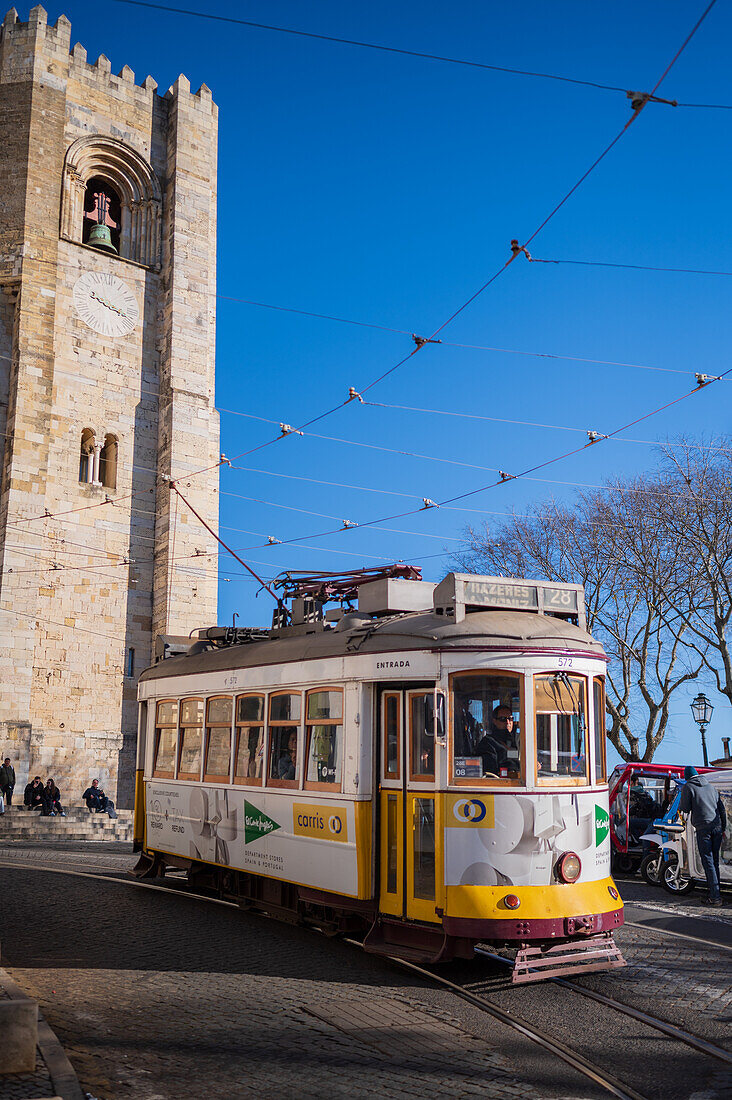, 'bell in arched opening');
83,178,121,254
